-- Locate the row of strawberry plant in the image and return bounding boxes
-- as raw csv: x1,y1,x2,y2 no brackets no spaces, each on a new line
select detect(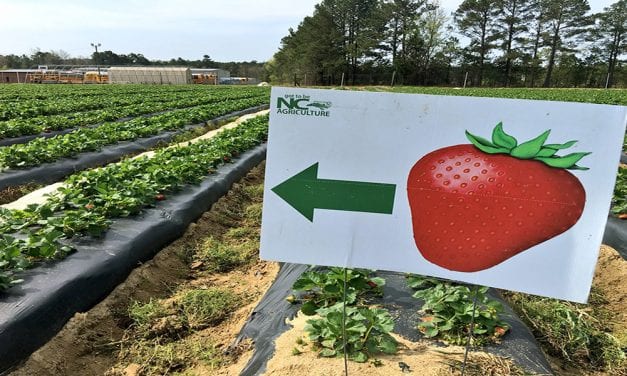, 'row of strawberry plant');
0,91,205,139
0,87,269,139
289,268,398,362
288,269,512,362
0,82,199,97
408,275,509,345
0,83,156,101
0,85,241,121
612,166,626,218
0,95,269,169
0,114,270,291
387,87,627,106
1,89,168,121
